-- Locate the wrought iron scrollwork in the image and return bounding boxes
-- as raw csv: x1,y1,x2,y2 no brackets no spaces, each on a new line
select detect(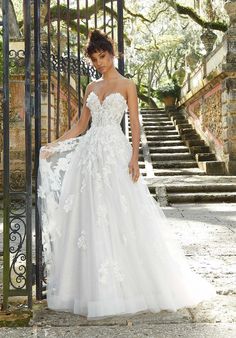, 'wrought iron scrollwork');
10,196,26,216
9,252,27,289
10,170,26,191
9,50,25,69
40,45,99,78
9,216,27,289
